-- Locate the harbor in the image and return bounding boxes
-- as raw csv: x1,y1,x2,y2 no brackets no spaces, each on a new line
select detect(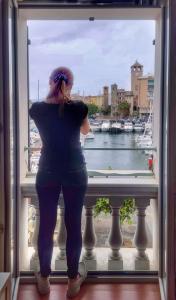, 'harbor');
30,116,153,173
